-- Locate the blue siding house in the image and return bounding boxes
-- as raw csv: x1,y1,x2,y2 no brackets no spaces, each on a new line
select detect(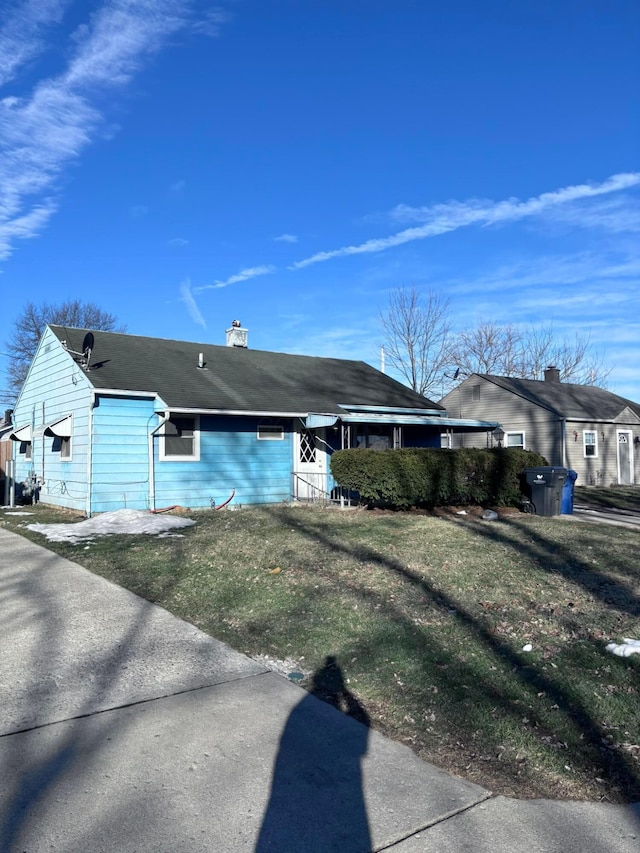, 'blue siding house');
9,324,497,514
